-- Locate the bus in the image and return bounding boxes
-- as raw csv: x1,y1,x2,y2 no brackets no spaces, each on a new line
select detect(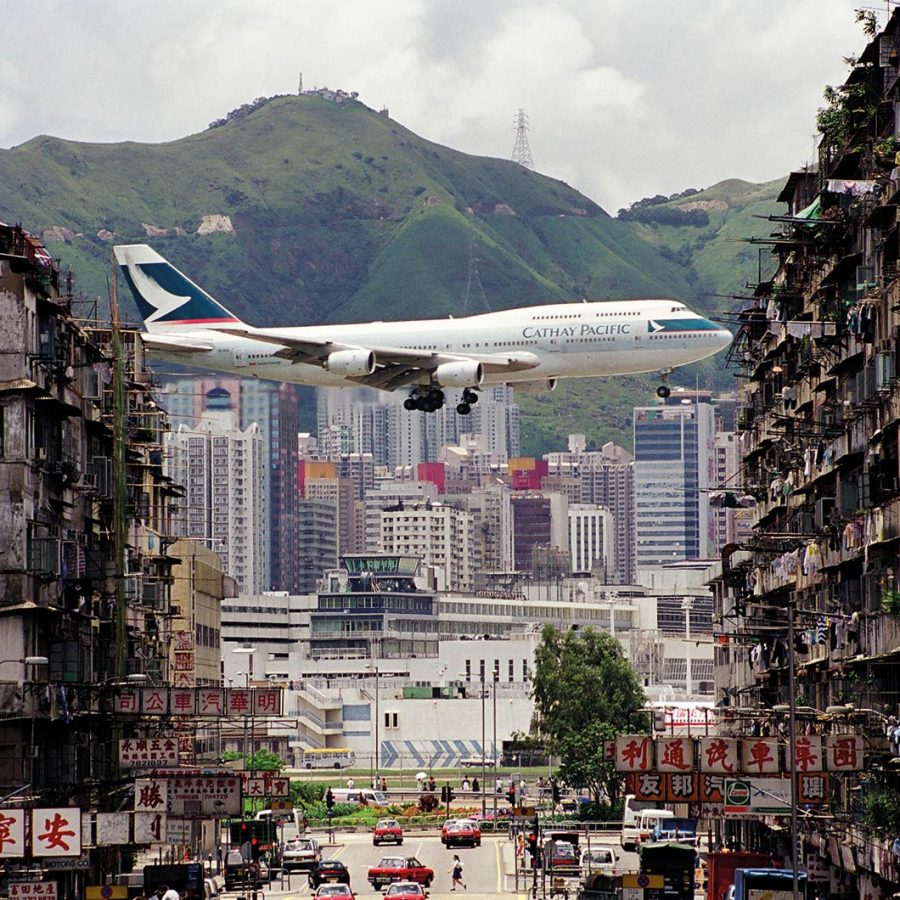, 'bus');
299,747,356,769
